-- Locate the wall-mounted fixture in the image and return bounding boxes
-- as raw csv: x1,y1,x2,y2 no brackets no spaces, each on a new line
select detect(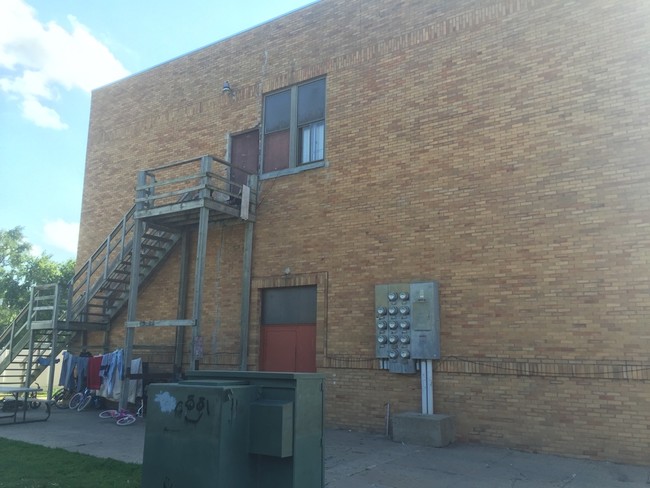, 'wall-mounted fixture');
222,81,235,97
